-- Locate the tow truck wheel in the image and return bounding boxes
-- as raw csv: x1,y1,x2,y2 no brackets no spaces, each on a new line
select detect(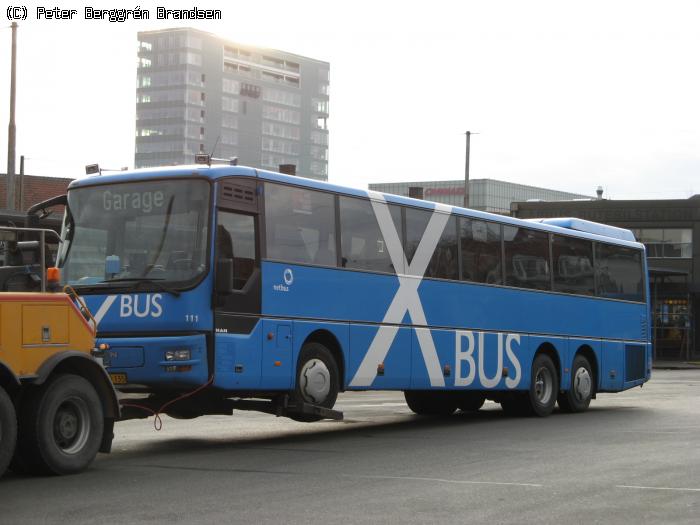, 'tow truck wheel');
0,387,17,477
15,374,104,475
